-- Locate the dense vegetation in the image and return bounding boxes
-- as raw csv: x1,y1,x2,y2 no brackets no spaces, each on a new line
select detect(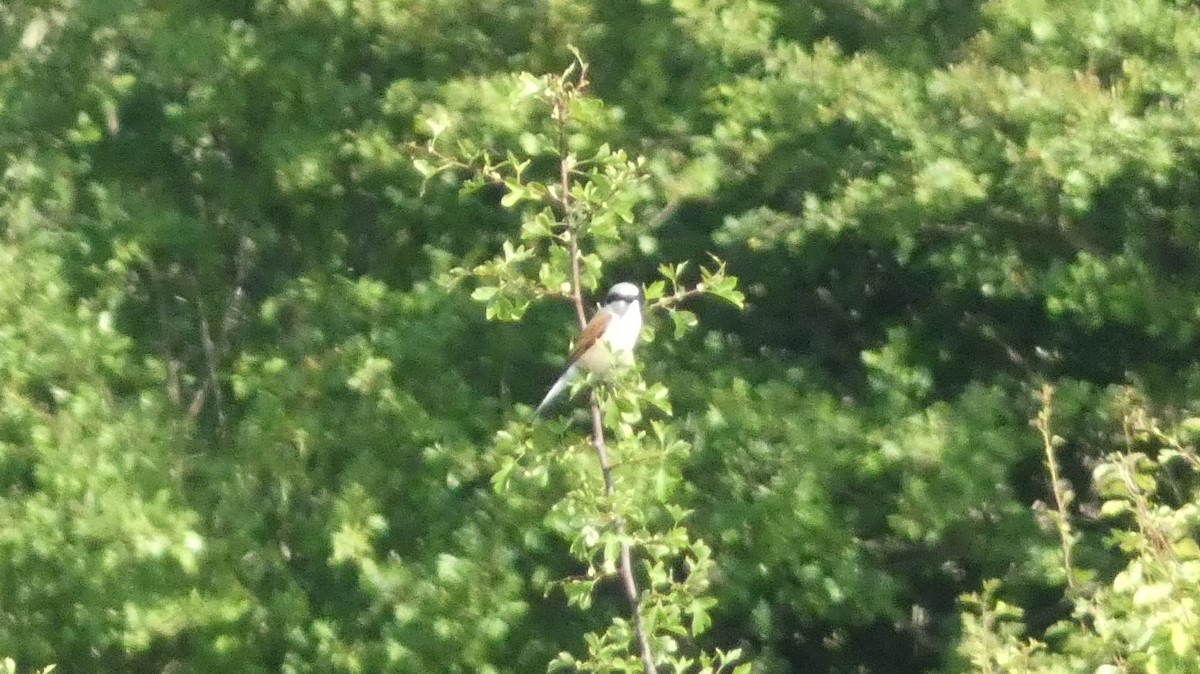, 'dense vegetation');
3,0,1200,672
